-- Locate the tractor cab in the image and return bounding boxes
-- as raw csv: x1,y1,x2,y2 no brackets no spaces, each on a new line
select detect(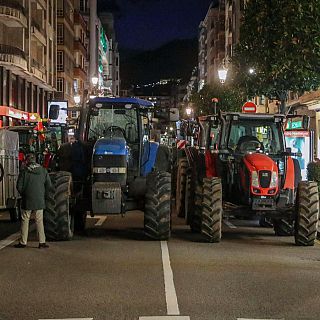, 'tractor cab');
81,97,156,181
